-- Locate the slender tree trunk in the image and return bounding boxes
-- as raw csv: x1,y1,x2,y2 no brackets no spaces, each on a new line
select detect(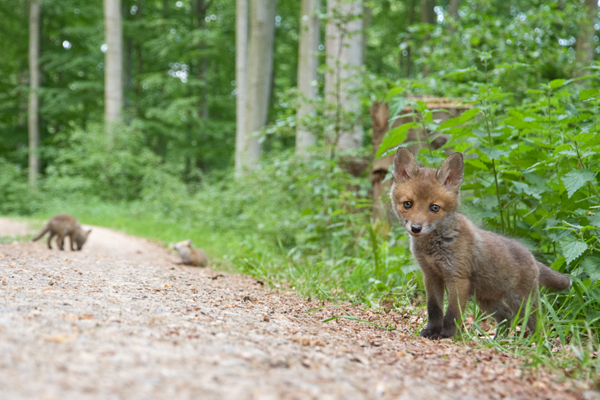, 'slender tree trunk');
124,36,132,112
325,0,363,153
196,0,210,119
403,0,417,77
234,0,248,175
576,0,598,74
448,0,460,17
362,4,371,65
419,0,435,76
238,0,276,173
295,0,320,156
420,0,436,24
104,0,123,130
28,0,41,188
